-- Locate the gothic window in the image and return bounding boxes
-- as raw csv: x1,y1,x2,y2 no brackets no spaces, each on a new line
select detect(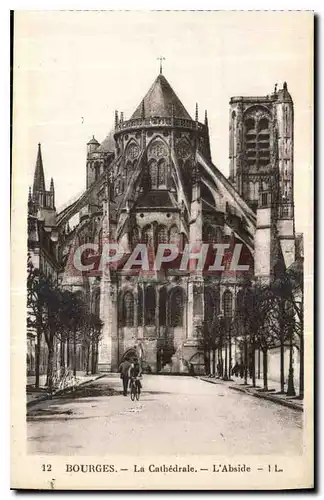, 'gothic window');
159,287,167,326
131,226,140,248
169,287,184,327
223,290,233,319
204,287,219,322
122,291,134,326
124,160,132,179
148,141,167,159
203,224,214,243
142,225,152,246
149,159,158,189
244,114,270,168
257,118,270,166
125,142,140,161
169,225,179,246
261,192,268,207
158,159,166,187
94,162,100,181
144,286,156,326
180,232,188,252
156,225,168,245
